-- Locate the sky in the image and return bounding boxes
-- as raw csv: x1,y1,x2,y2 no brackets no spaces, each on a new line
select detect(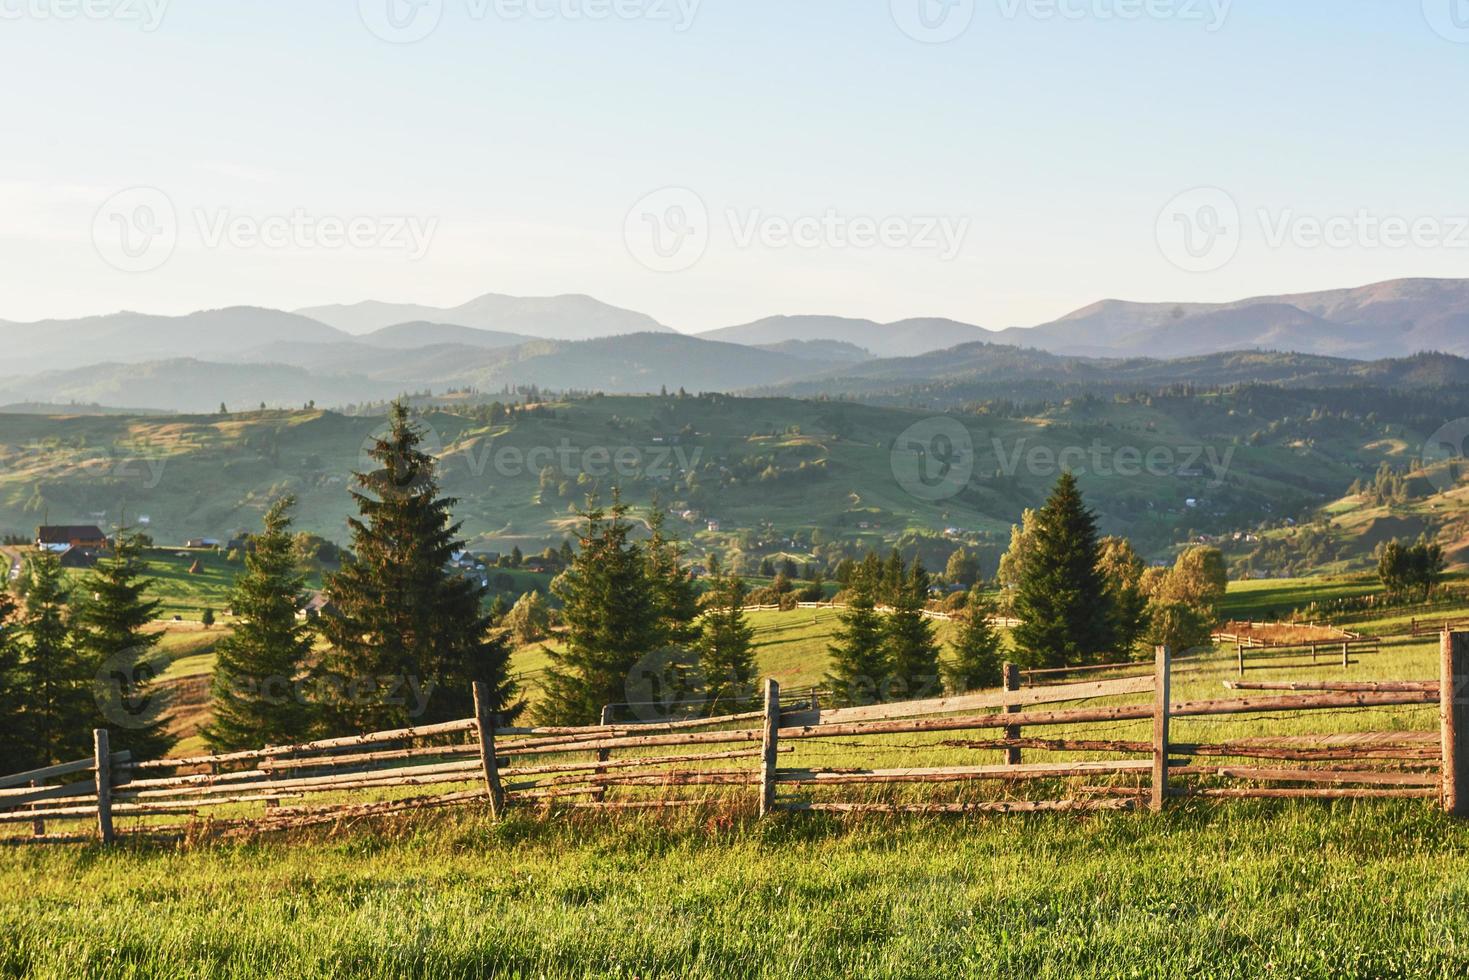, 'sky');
2,0,1468,333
